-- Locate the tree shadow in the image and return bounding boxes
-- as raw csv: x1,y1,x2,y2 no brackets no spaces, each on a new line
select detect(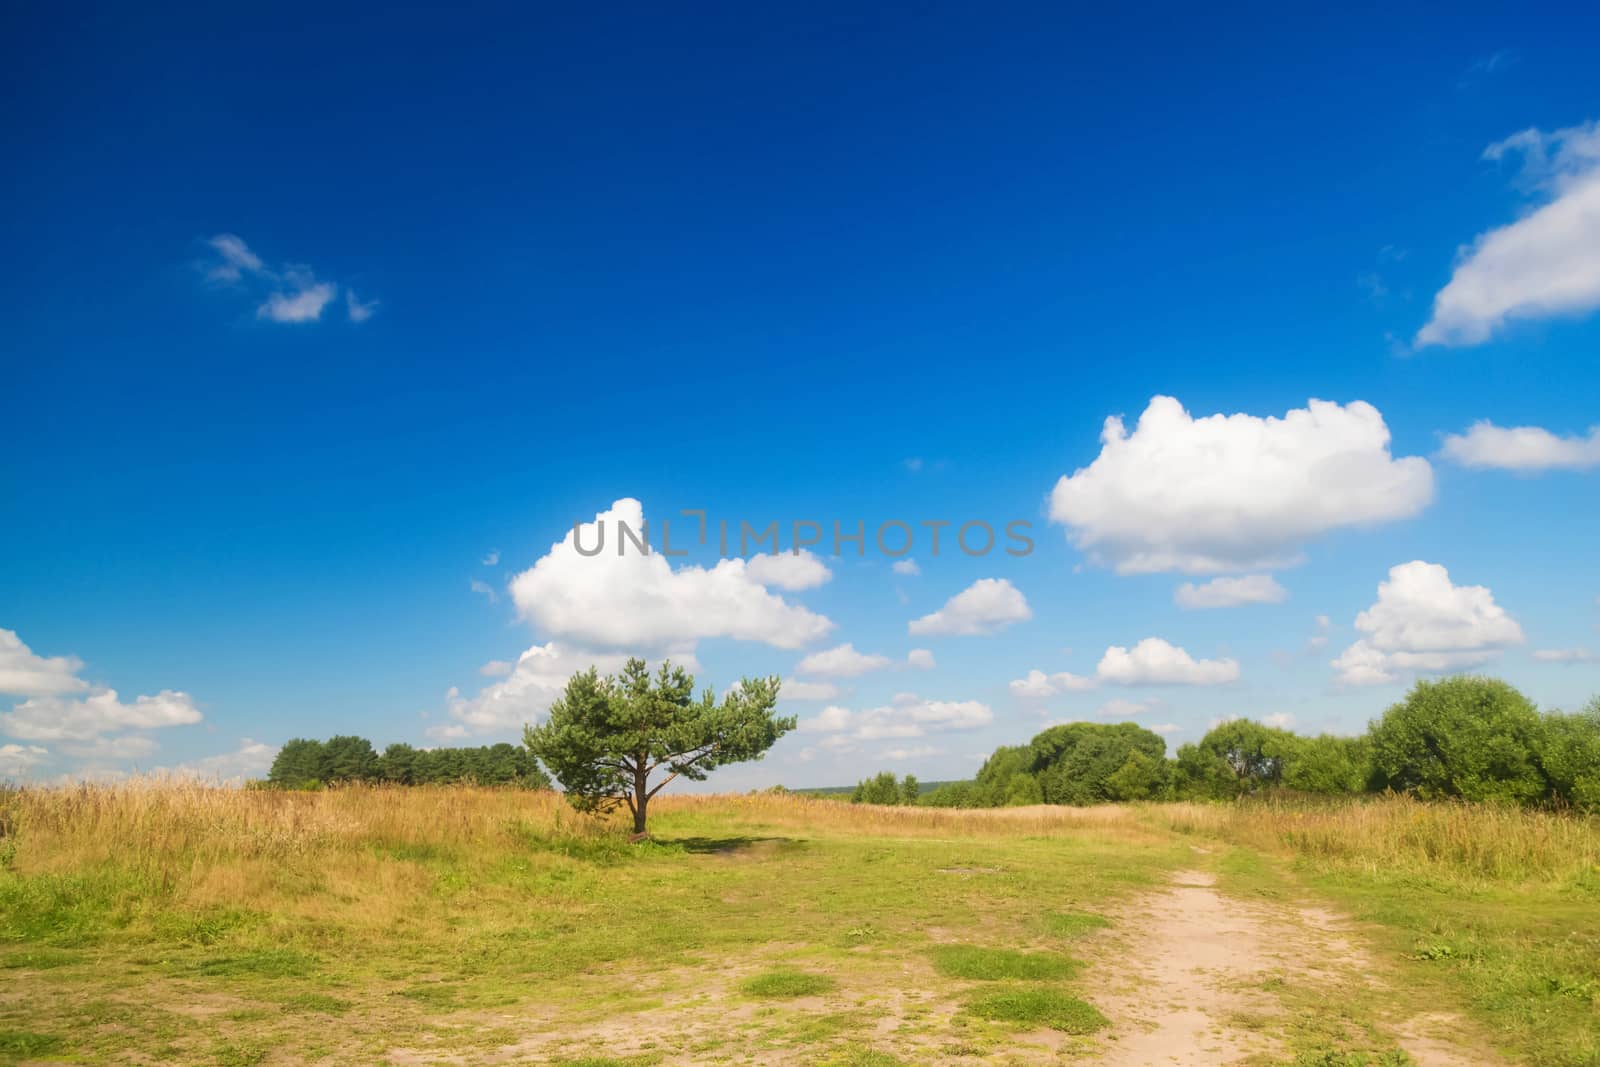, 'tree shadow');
659,835,804,855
